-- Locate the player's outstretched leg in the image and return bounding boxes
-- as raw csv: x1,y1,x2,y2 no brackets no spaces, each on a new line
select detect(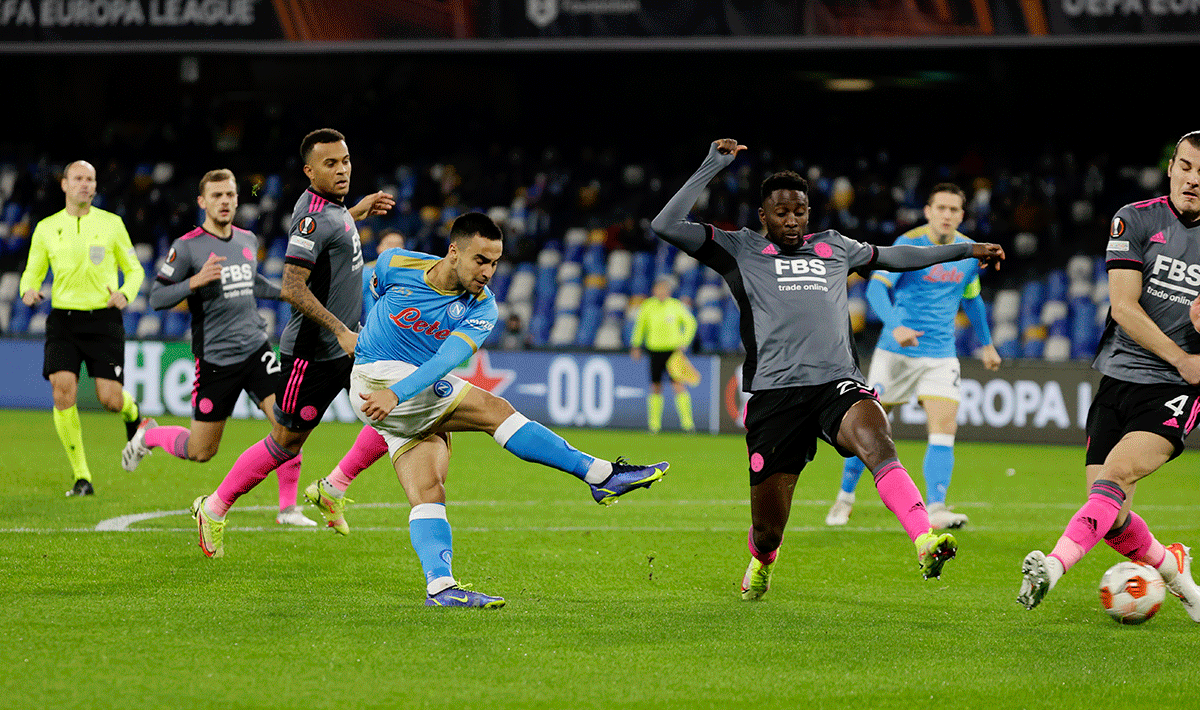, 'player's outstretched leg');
305,479,352,535
826,456,863,526
740,526,778,601
1019,480,1126,609
492,412,667,505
